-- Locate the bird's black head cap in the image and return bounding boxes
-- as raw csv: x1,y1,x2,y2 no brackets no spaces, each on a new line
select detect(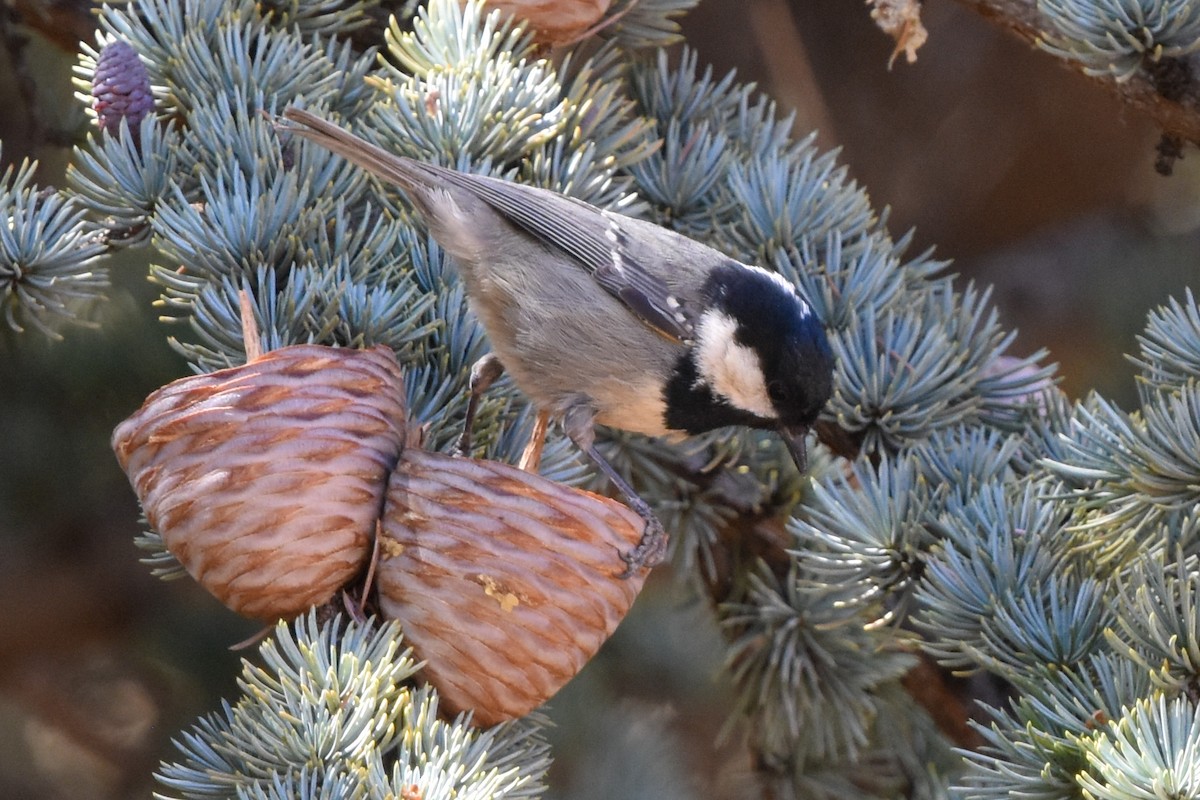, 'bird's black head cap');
663,262,835,473
707,263,835,430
